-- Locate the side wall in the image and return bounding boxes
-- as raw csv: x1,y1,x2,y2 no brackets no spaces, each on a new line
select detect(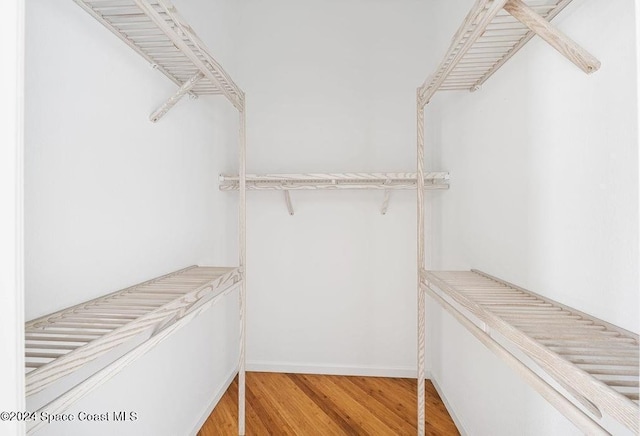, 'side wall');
236,0,437,377
24,1,241,434
427,1,639,434
0,0,25,435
